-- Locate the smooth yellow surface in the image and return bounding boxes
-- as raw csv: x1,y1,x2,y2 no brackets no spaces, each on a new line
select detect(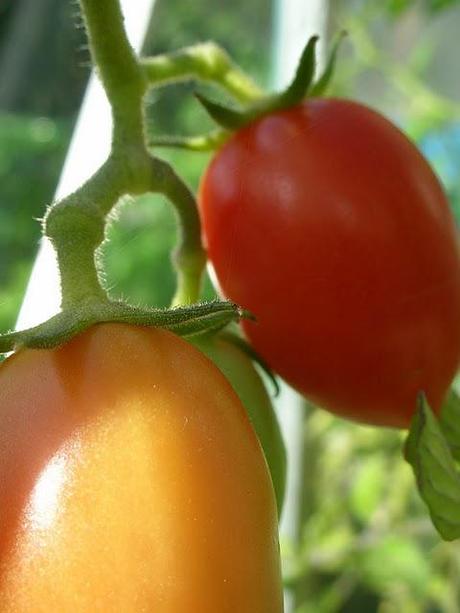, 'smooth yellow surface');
0,324,283,612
